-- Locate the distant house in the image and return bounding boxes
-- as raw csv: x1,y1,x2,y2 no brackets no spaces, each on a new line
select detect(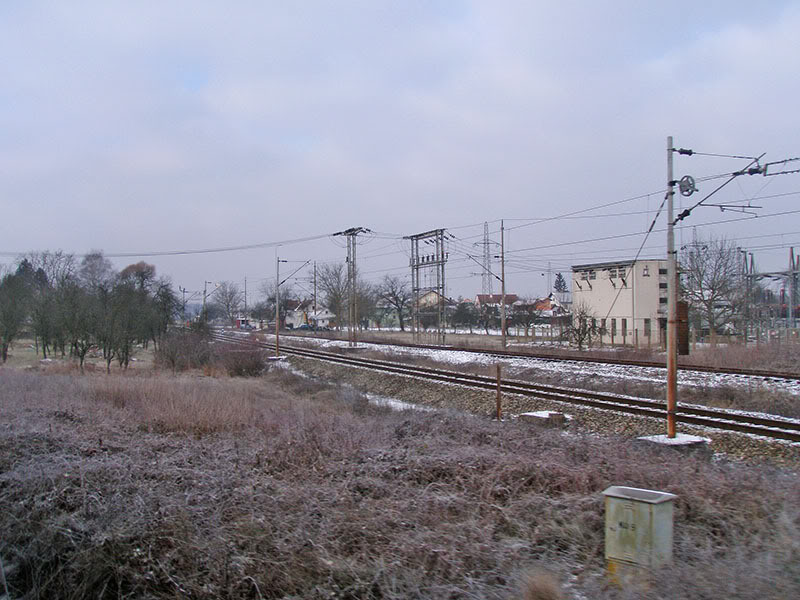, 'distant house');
234,316,253,329
419,290,457,309
474,293,519,308
309,309,335,328
284,300,335,329
529,293,568,318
